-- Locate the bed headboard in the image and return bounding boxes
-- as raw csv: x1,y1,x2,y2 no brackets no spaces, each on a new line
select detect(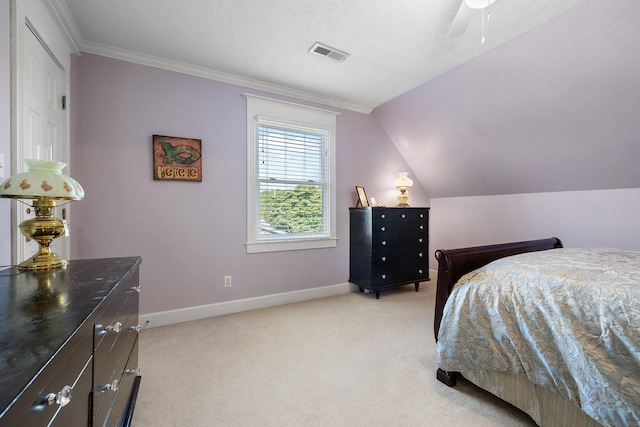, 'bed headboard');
433,237,563,341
